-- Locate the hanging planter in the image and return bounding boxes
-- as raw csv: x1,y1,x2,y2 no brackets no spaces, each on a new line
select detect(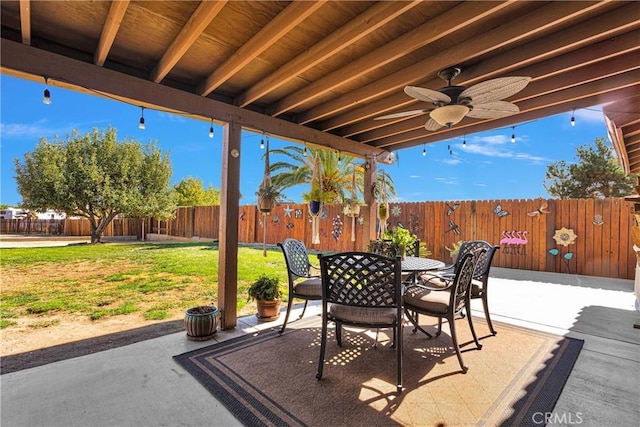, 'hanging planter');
302,152,333,245
256,137,281,256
